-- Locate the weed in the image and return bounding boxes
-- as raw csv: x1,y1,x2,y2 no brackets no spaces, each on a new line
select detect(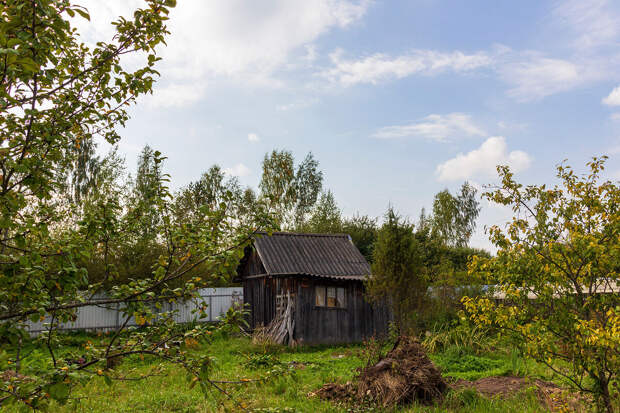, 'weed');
509,347,527,376
422,323,492,355
356,336,384,367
